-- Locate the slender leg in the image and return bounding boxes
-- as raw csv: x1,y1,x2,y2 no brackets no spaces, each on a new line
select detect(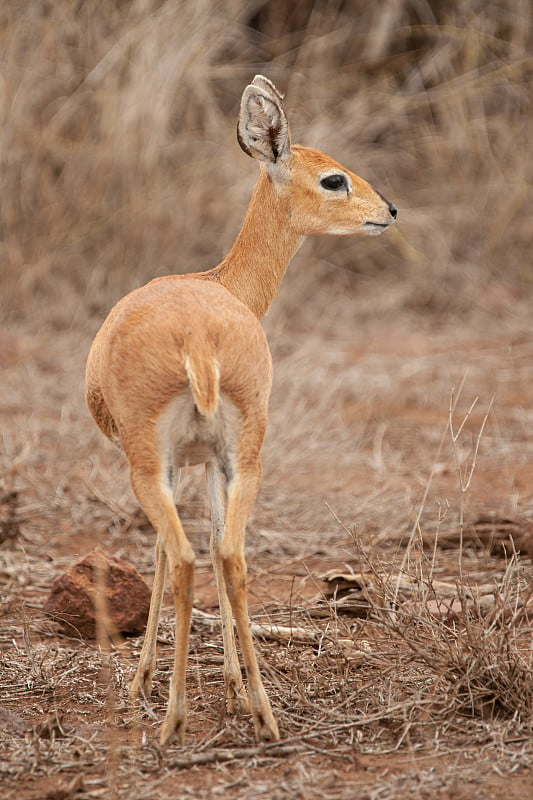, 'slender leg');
131,469,180,697
205,461,249,715
130,466,195,746
220,465,279,742
130,535,167,698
